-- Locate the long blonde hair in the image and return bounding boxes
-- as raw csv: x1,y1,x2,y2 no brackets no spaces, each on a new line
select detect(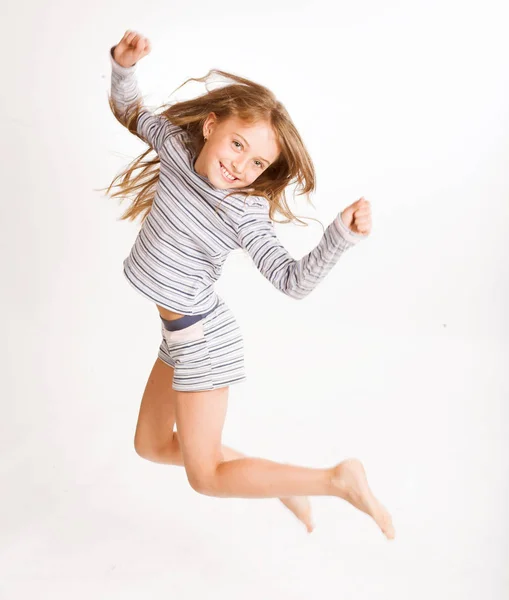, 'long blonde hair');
101,68,323,229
